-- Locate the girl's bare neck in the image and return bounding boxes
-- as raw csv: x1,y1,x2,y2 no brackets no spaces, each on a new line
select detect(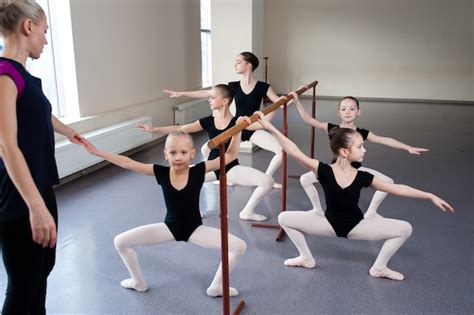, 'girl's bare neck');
240,72,257,85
